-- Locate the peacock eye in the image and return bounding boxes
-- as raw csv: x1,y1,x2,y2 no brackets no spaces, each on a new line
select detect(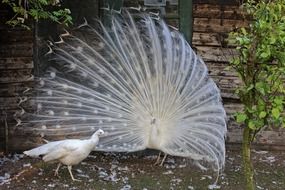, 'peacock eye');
39,80,45,86
48,110,54,116
50,72,56,78
47,90,53,96
37,103,42,109
62,84,68,89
